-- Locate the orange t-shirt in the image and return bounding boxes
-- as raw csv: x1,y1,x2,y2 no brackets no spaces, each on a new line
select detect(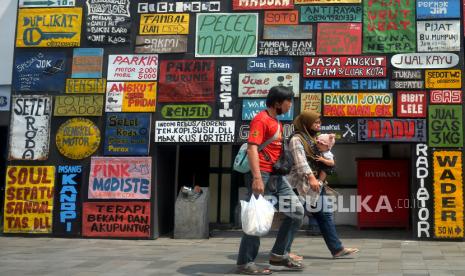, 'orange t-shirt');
248,110,283,173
